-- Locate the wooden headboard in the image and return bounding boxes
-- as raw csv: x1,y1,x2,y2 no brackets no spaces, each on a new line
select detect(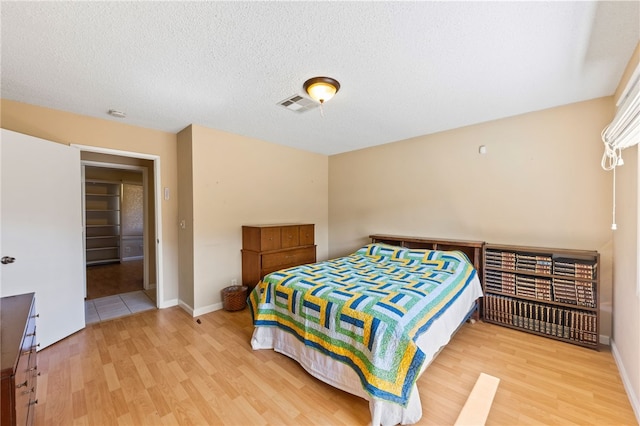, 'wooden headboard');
369,234,484,273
